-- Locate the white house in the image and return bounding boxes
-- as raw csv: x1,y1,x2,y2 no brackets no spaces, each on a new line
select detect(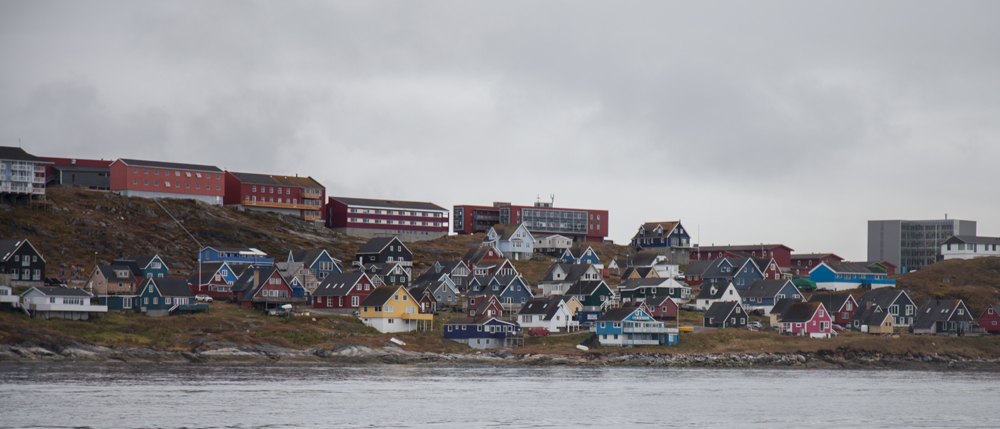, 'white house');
0,285,20,310
21,287,107,320
483,223,534,261
694,282,741,311
517,297,578,332
537,263,602,296
941,235,1000,260
535,234,573,254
